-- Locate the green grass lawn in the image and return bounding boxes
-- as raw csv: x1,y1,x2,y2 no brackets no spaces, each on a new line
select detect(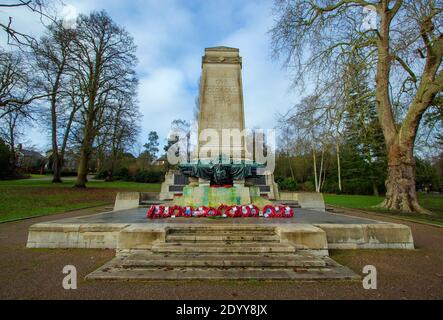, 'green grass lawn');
324,193,443,226
29,174,50,179
0,179,161,223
